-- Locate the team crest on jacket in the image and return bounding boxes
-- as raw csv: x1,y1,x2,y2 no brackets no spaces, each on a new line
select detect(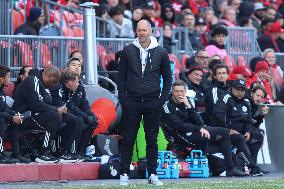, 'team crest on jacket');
242,106,247,112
